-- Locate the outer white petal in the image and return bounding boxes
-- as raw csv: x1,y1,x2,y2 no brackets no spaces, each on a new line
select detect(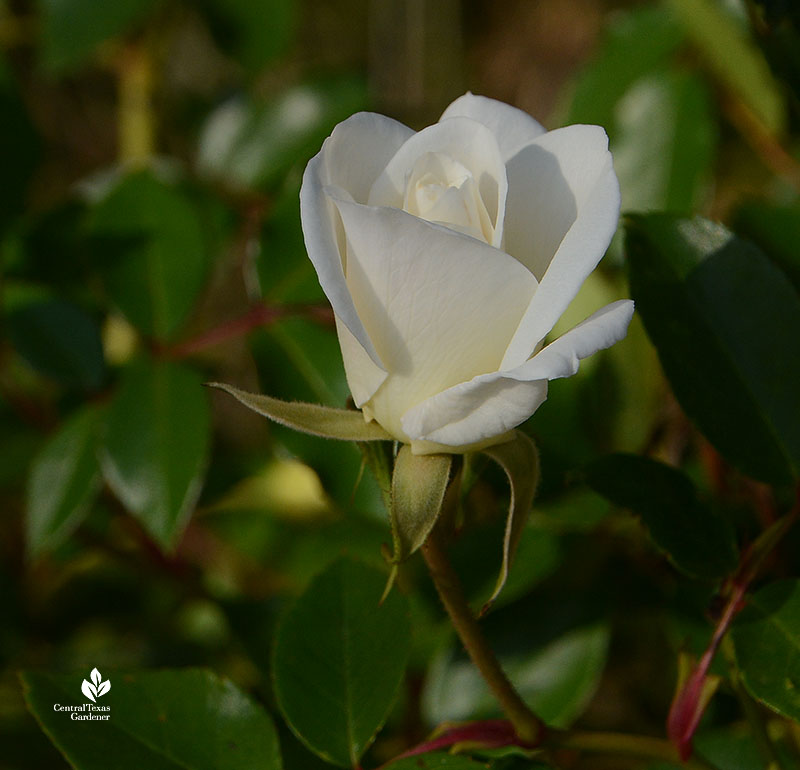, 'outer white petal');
328,191,537,440
439,92,546,162
501,125,620,368
403,377,548,451
334,315,387,408
300,112,414,375
368,116,508,248
402,299,634,448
